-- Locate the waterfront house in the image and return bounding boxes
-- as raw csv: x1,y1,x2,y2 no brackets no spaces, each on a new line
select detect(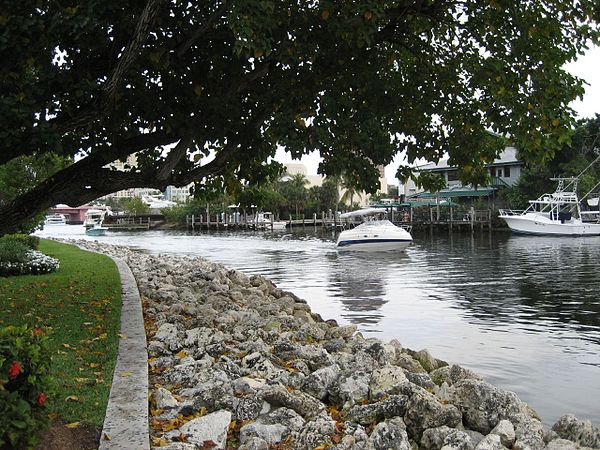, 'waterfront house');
403,146,523,201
